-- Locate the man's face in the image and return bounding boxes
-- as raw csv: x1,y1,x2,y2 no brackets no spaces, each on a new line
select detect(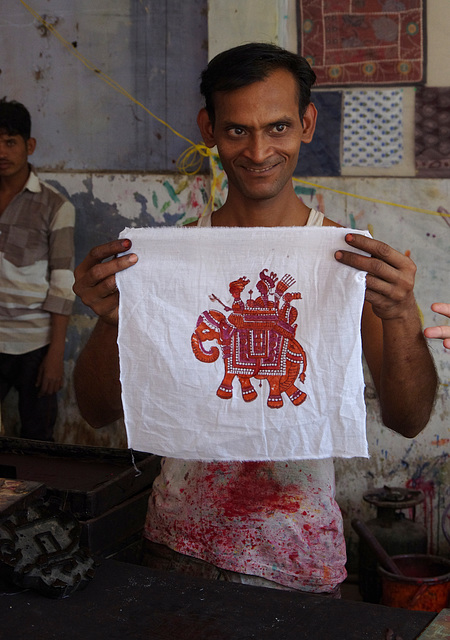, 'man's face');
200,69,314,203
0,131,35,180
